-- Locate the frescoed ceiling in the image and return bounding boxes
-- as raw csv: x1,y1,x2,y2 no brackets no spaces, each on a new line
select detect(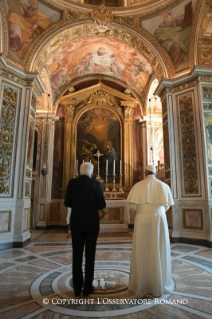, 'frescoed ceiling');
1,0,210,108
45,37,152,101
